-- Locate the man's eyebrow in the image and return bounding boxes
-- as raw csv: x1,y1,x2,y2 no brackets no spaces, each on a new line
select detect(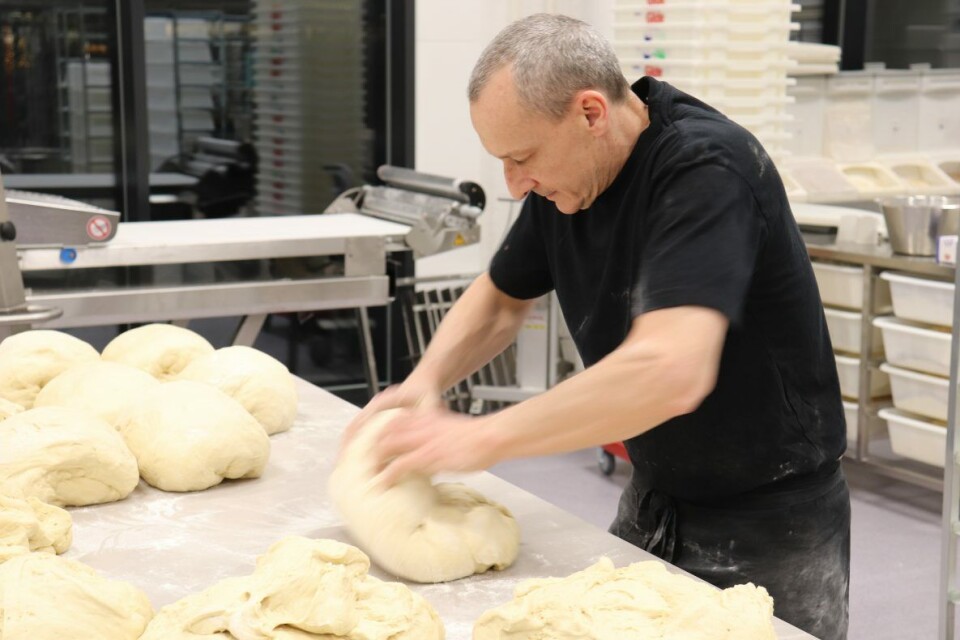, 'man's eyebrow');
496,148,534,160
